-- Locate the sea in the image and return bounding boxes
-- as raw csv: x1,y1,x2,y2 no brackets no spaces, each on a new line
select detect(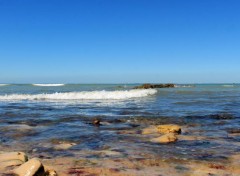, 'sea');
0,83,240,164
